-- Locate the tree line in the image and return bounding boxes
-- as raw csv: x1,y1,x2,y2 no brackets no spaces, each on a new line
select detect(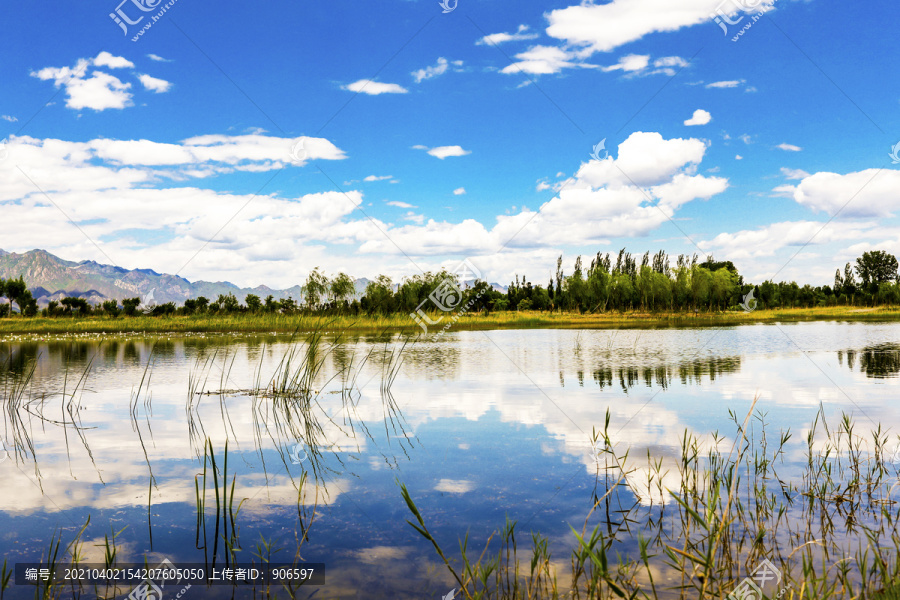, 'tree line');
1,250,898,318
